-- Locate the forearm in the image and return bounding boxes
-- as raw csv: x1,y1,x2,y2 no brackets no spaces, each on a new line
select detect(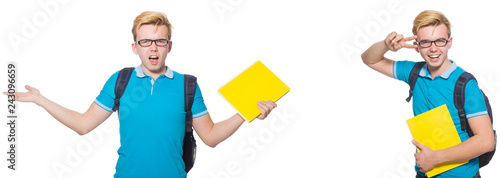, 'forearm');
194,101,276,148
361,40,389,65
35,95,88,135
435,133,494,164
203,114,245,147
